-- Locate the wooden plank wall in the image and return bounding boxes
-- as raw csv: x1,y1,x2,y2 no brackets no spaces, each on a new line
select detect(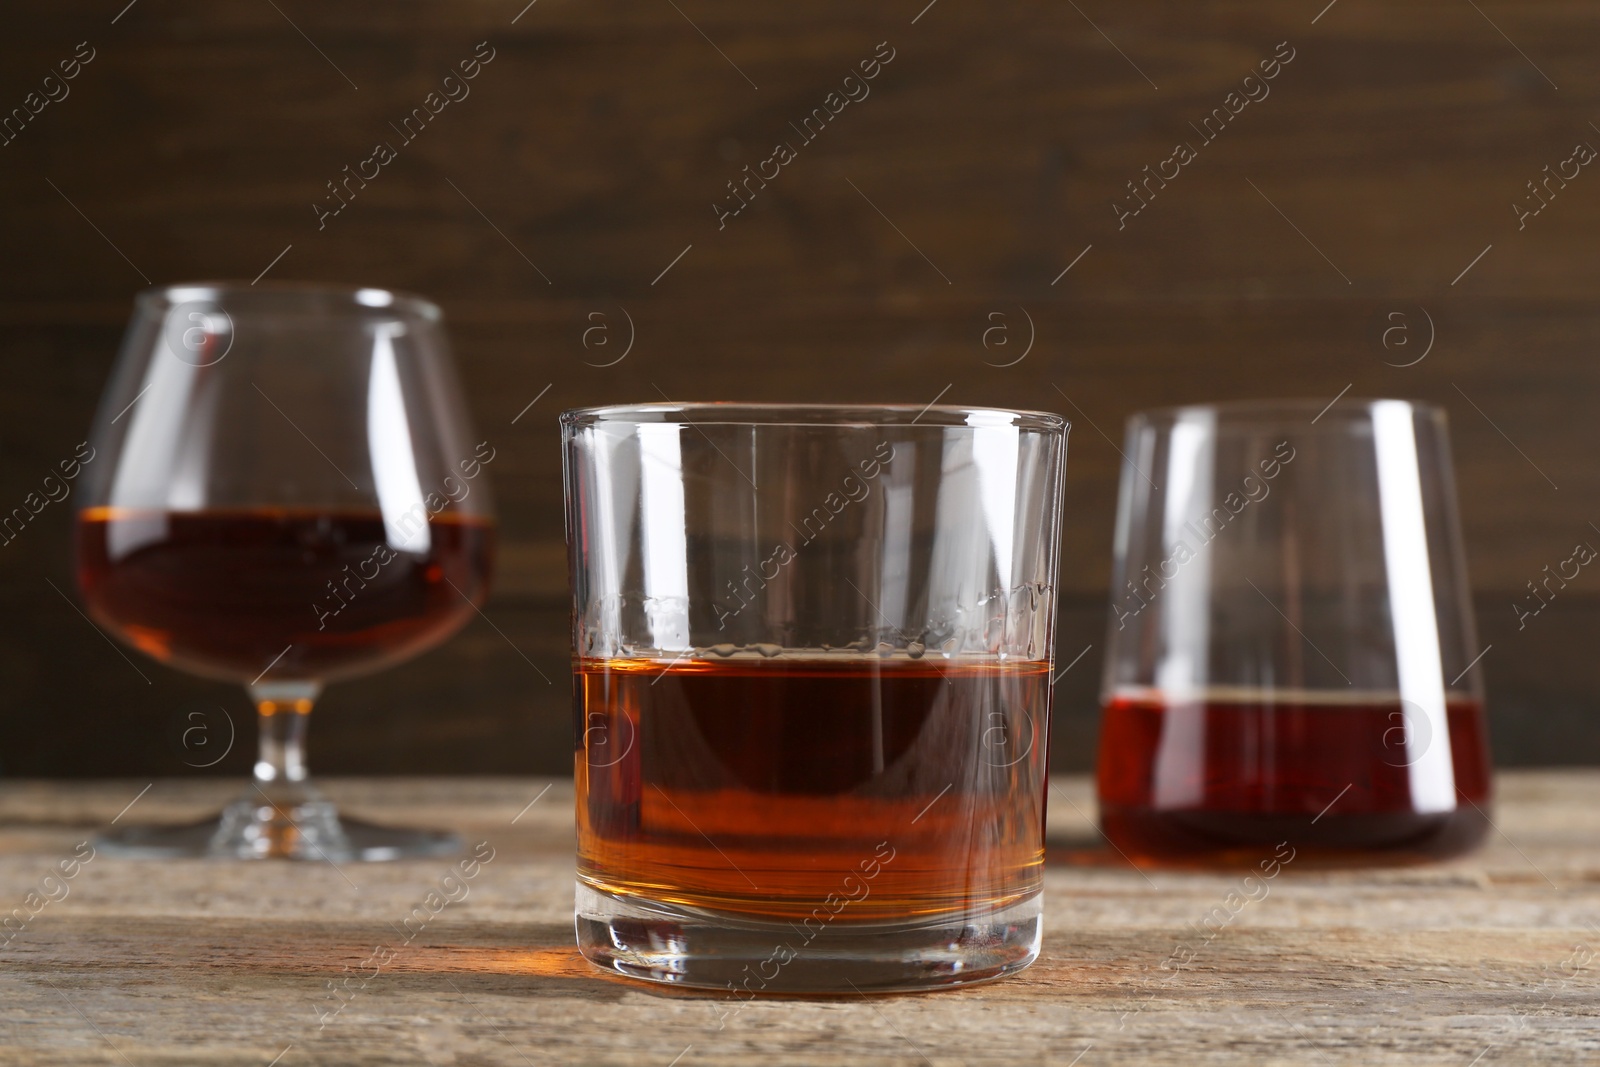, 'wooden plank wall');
2,1,1598,776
